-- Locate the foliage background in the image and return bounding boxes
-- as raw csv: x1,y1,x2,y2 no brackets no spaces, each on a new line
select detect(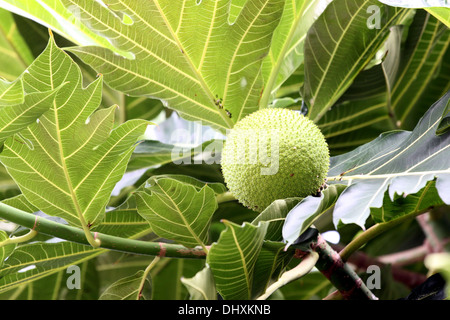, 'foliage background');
0,0,448,300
